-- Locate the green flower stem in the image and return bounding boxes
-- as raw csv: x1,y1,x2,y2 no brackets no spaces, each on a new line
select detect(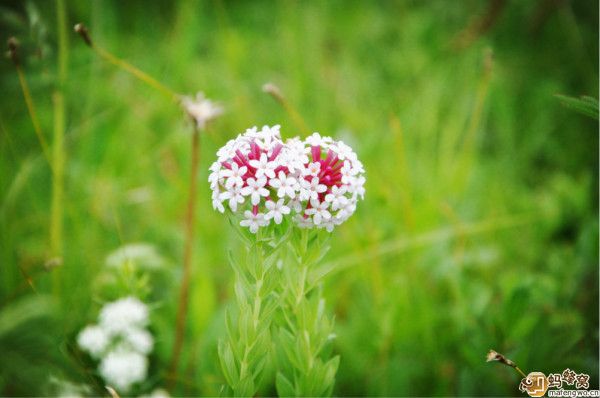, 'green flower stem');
169,126,201,386
51,0,69,296
275,229,339,397
74,22,179,101
219,231,281,397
